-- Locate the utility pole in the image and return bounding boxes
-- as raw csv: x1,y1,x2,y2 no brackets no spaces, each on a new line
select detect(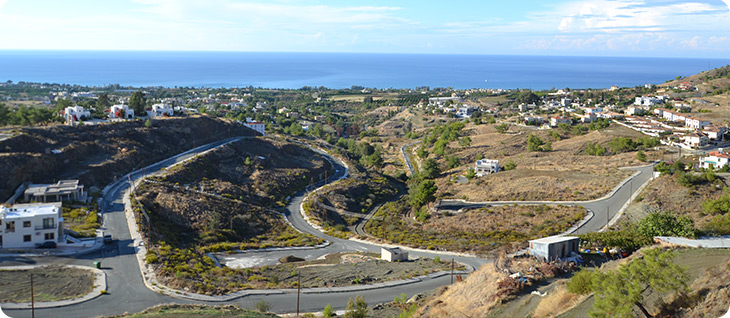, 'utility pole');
450,258,454,284
30,273,35,318
296,271,301,318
